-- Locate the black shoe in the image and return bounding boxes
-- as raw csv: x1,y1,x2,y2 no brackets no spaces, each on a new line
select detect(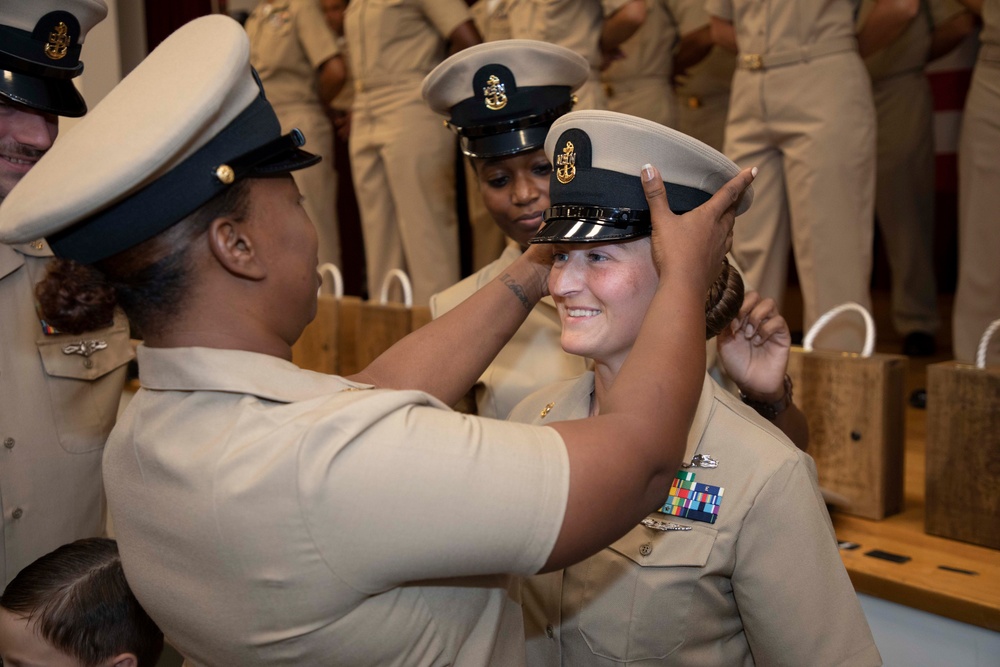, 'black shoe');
902,331,937,357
